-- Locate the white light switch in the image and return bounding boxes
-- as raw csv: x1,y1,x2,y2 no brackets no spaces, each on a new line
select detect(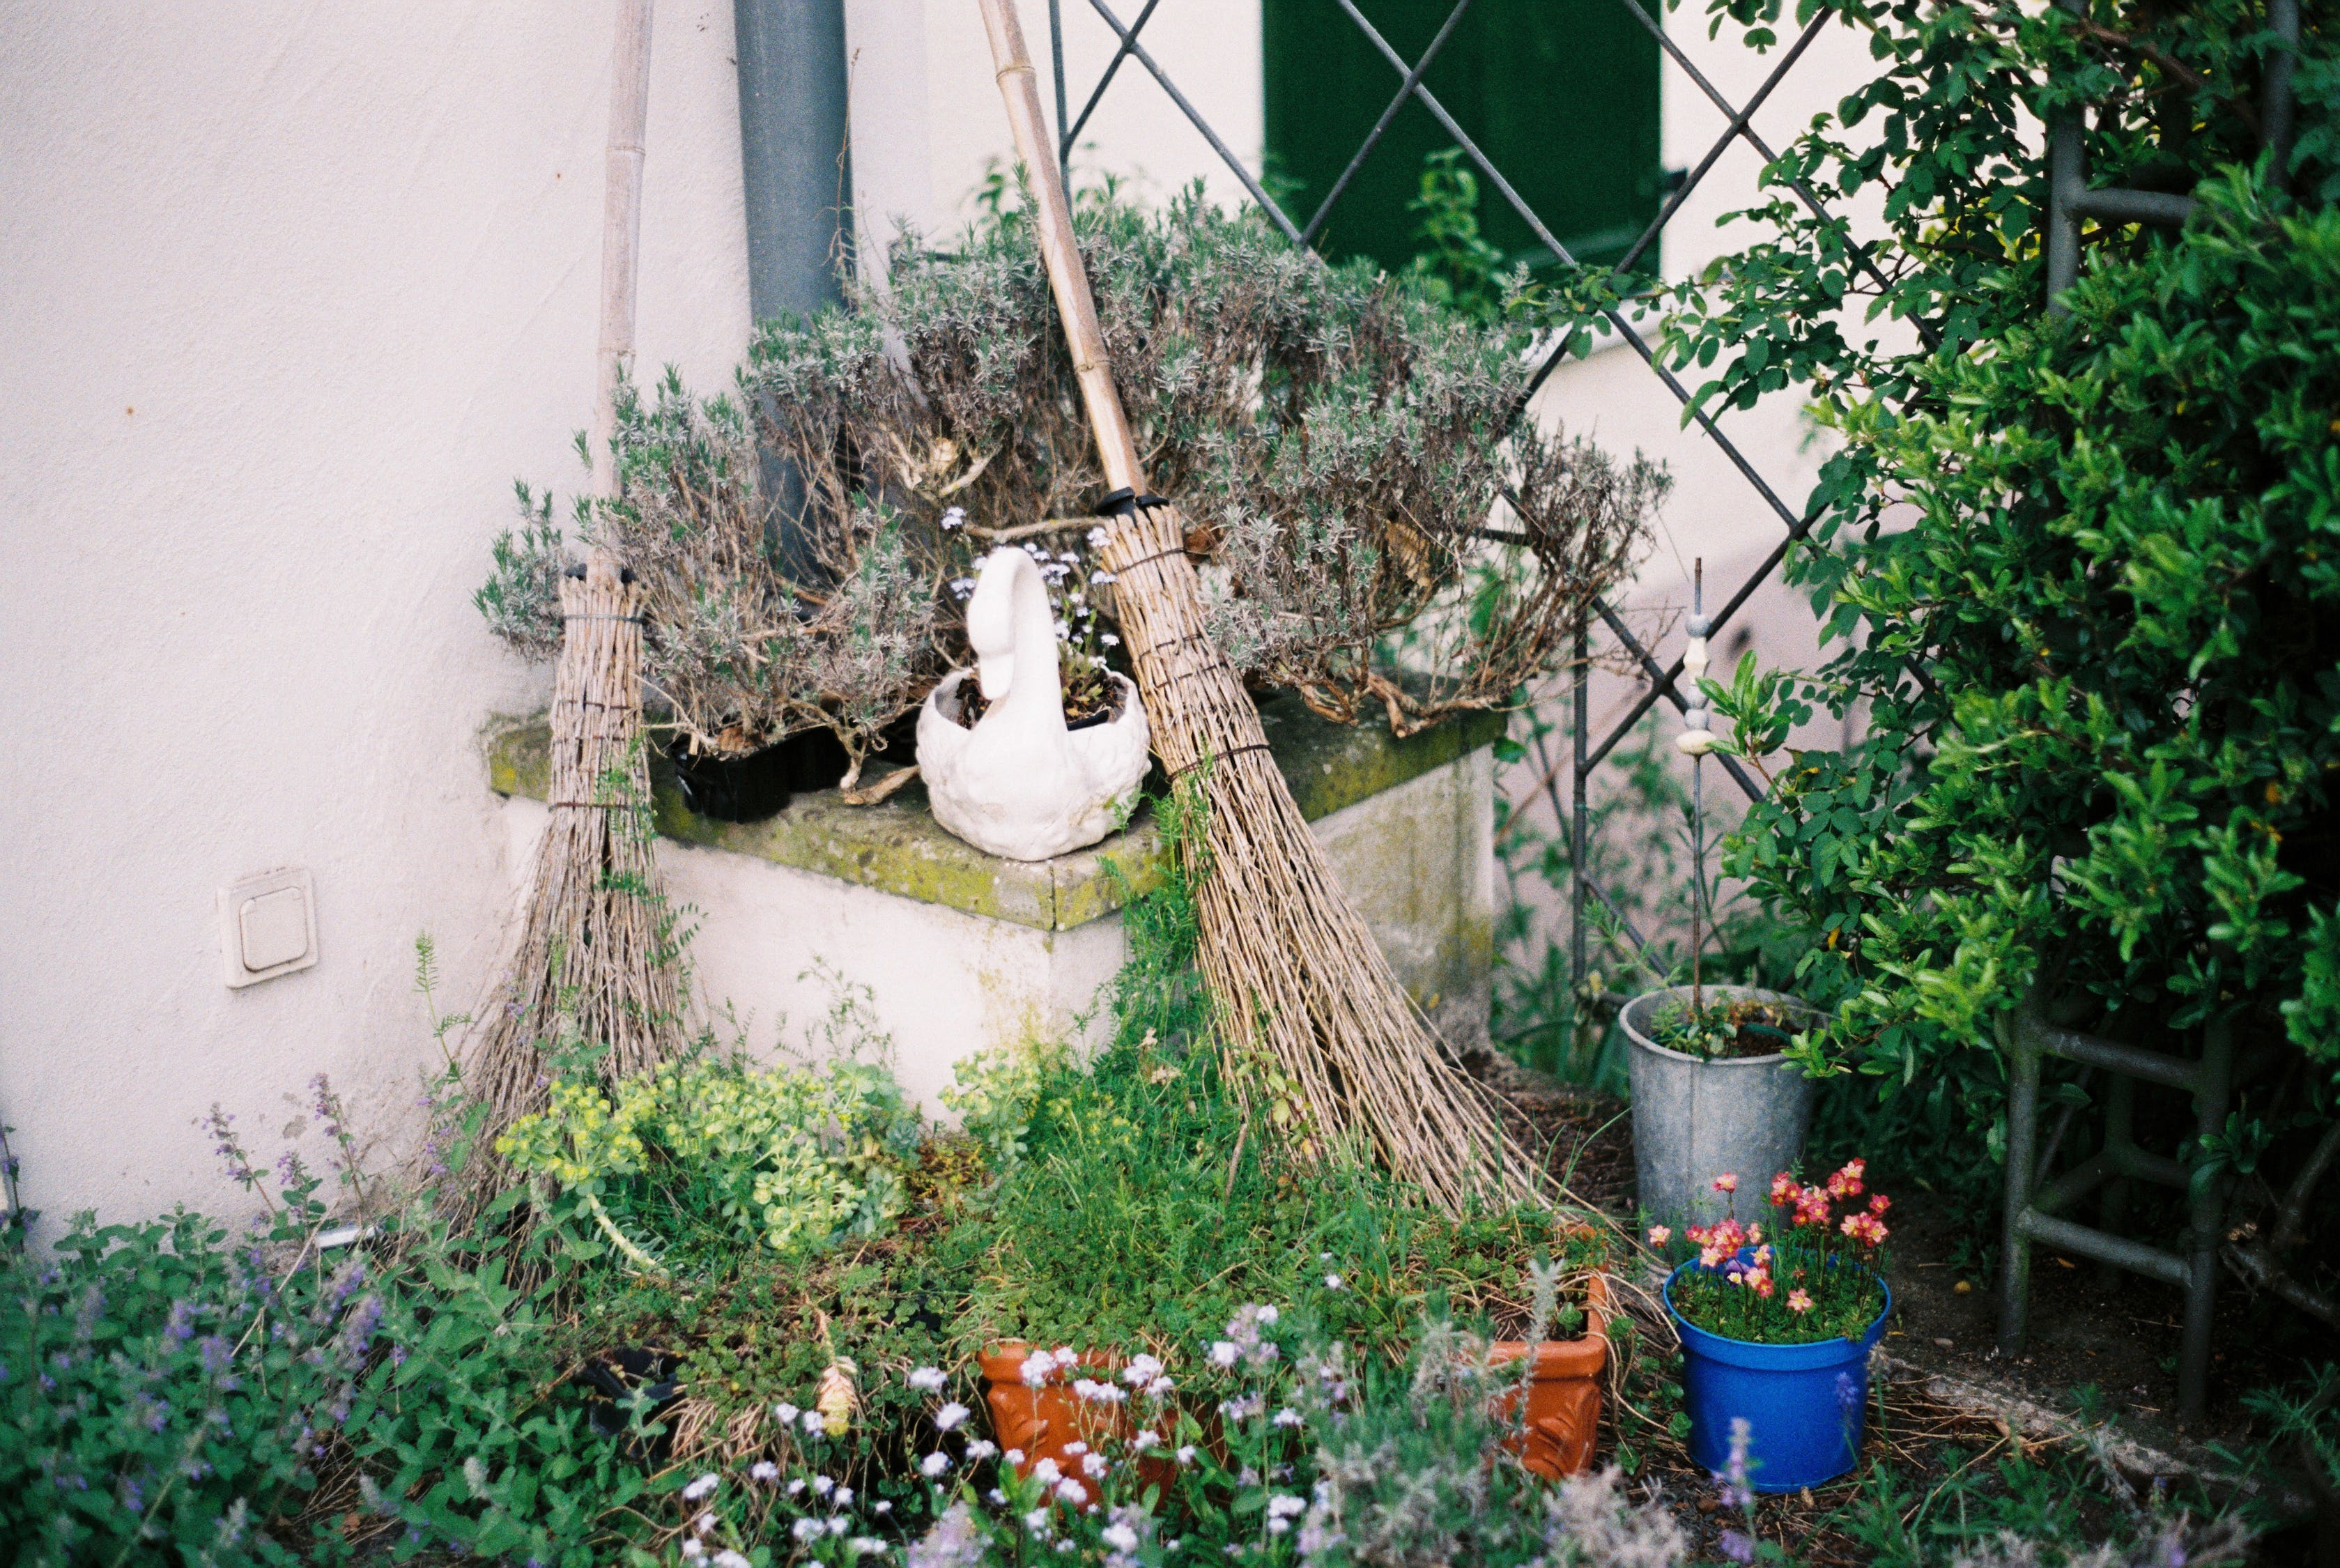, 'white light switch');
220,868,317,987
